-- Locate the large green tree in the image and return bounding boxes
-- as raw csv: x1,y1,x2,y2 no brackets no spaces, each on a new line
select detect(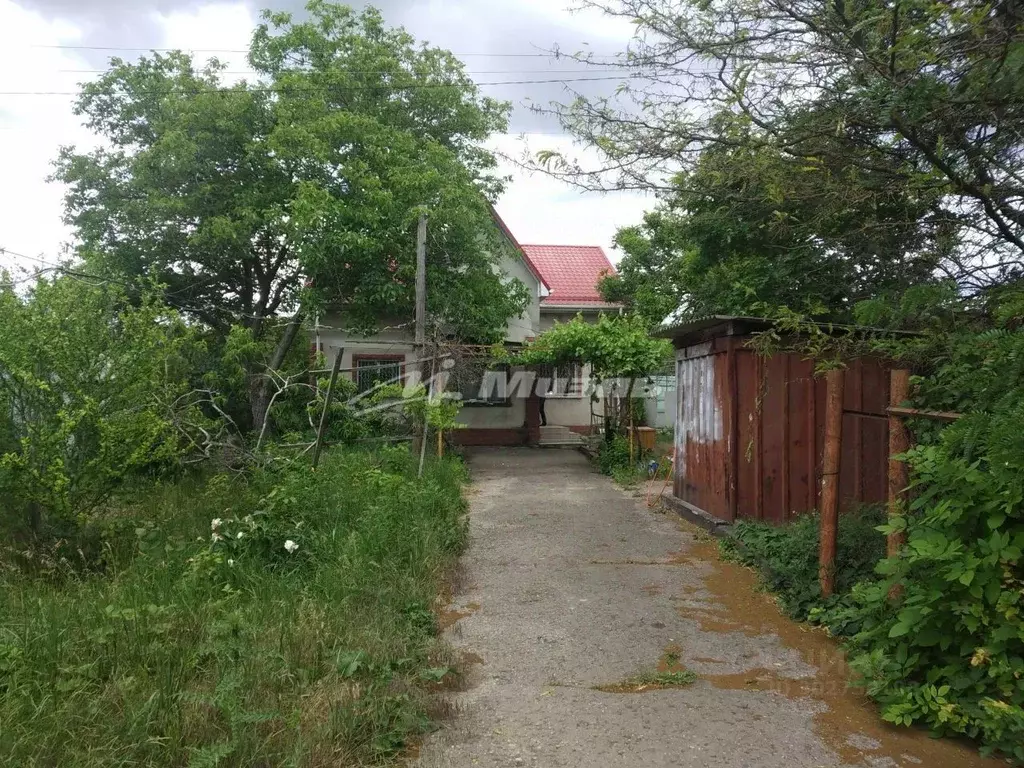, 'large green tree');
544,0,1024,306
601,140,950,324
56,1,527,430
